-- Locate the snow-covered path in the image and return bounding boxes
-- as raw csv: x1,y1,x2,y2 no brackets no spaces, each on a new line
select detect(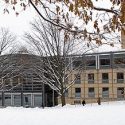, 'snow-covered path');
0,101,125,125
